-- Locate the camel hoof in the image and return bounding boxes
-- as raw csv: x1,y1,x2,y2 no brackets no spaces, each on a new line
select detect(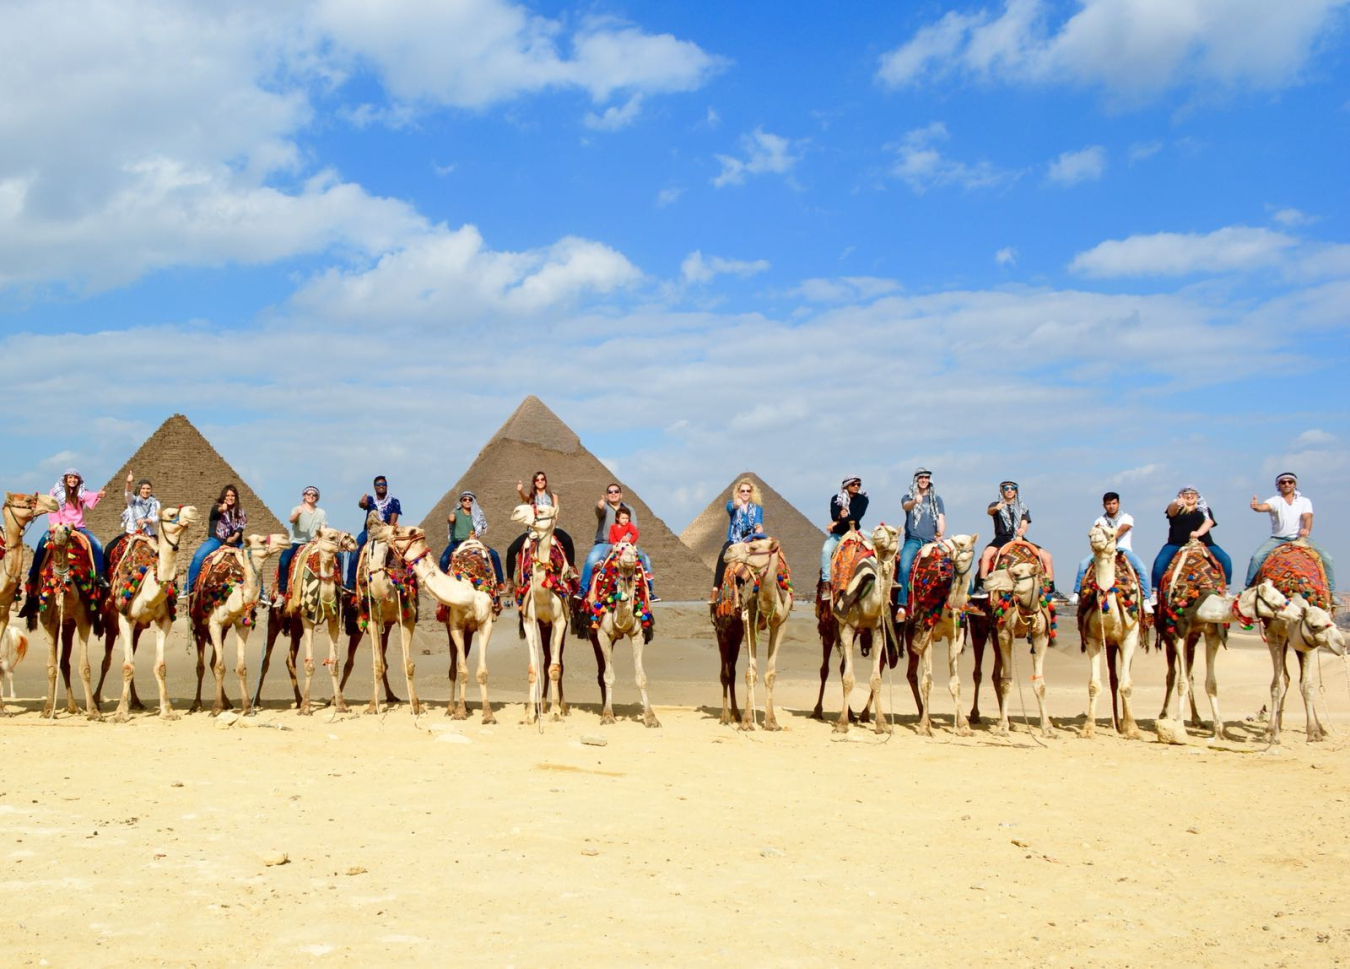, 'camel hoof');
551,712,562,722
875,721,893,735
112,711,130,724
1041,726,1054,739
969,712,983,725
1080,725,1095,739
809,707,824,720
129,701,147,713
762,718,782,732
738,719,755,732
600,713,617,726
832,721,849,734
298,706,313,717
363,704,378,715
41,705,55,719
994,724,1010,737
916,722,933,737
482,713,497,726
956,724,973,738
160,710,180,722
1308,733,1324,744
643,713,661,729
86,711,104,723
452,708,469,721
410,703,422,716
559,702,571,717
